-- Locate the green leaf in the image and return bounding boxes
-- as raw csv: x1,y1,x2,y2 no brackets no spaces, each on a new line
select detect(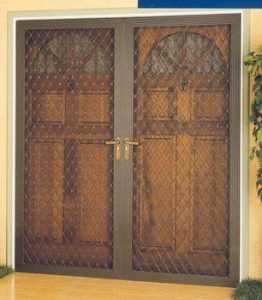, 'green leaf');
244,53,256,64
258,188,262,197
257,128,262,141
255,90,262,101
249,115,256,123
250,146,256,160
248,65,254,73
246,47,262,204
